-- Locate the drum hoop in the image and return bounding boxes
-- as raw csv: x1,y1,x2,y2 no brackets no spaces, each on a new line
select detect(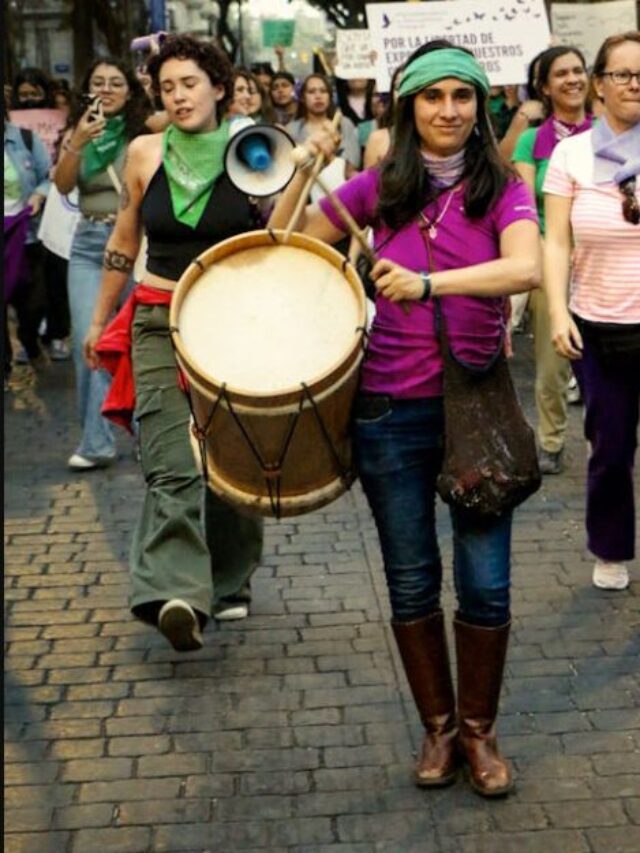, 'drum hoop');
175,348,363,417
169,229,367,408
